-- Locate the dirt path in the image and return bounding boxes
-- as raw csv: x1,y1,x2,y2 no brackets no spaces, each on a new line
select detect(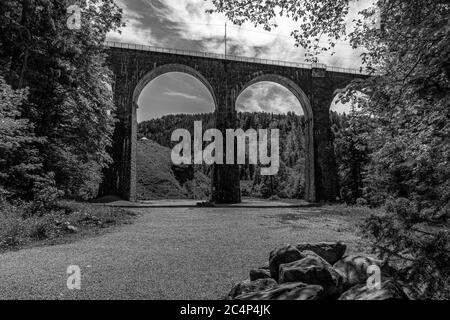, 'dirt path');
0,206,368,300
